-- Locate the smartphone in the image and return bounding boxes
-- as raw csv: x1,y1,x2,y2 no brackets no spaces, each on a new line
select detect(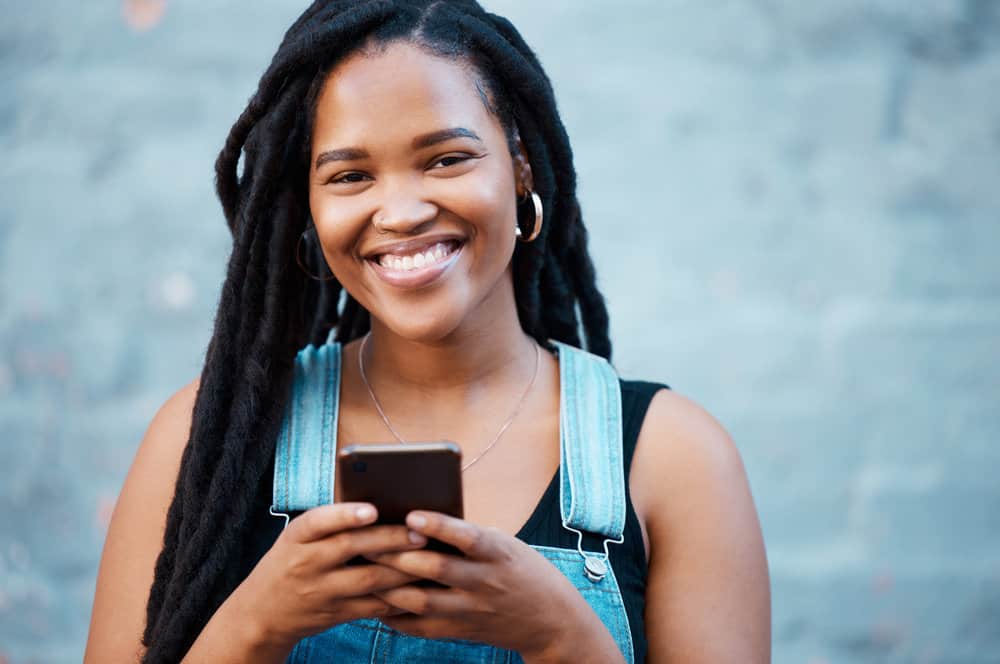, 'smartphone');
337,441,465,568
